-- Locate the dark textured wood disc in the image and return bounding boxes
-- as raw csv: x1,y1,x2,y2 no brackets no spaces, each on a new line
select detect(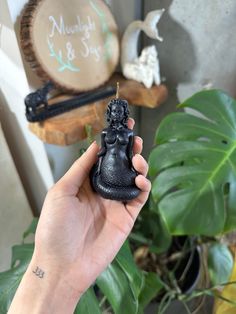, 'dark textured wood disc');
20,0,119,92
